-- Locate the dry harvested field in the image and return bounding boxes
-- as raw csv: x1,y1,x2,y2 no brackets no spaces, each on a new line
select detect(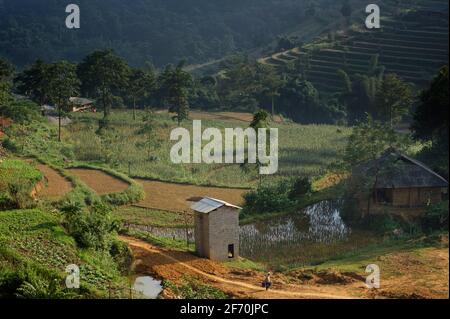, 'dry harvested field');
65,167,247,211
67,168,129,195
158,110,284,124
136,179,247,212
36,164,73,199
